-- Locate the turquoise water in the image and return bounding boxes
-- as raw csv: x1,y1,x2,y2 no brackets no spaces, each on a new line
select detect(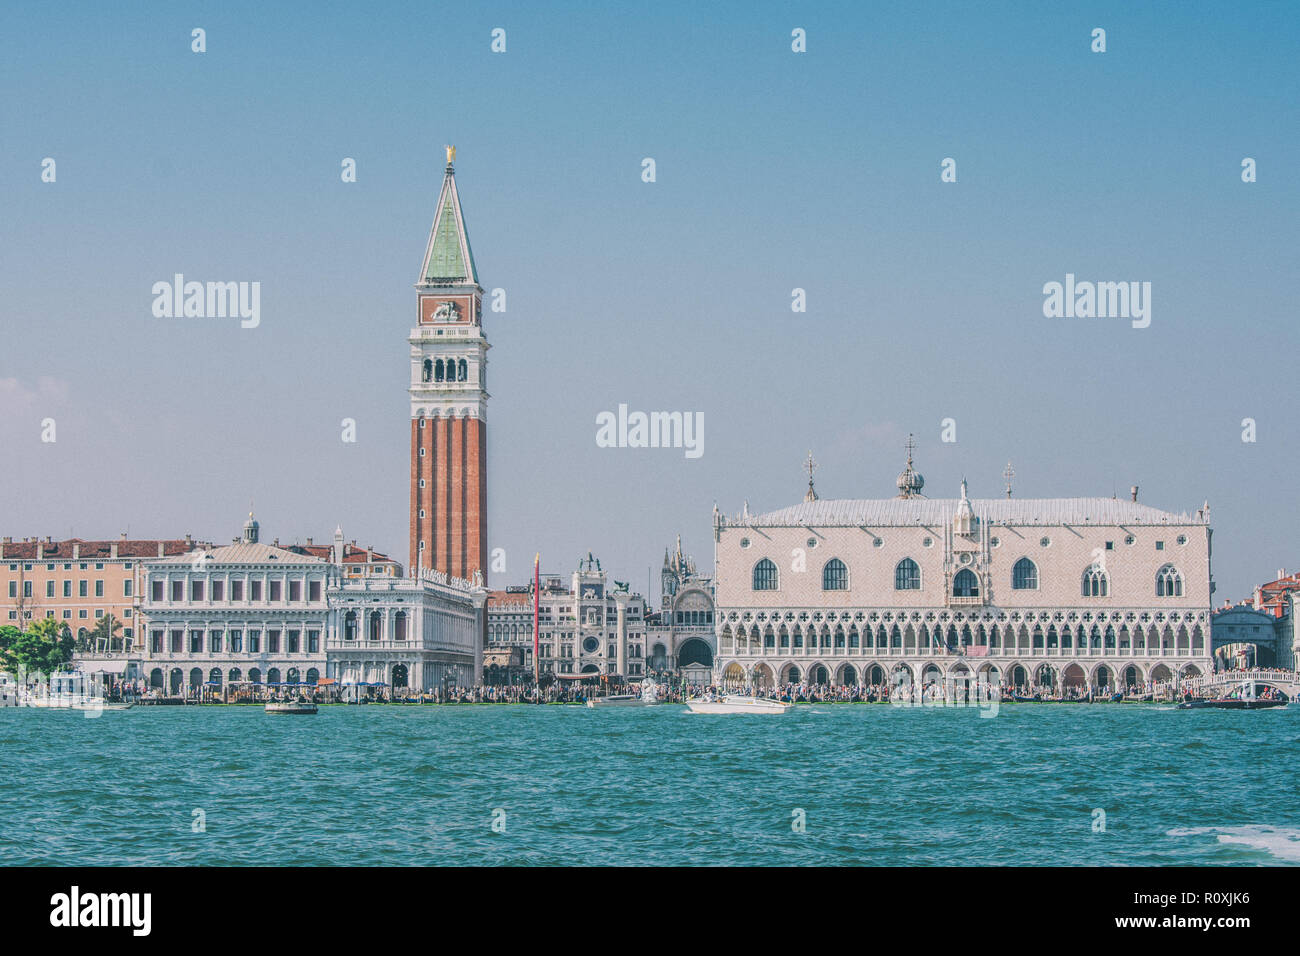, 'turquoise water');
3,703,1298,866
